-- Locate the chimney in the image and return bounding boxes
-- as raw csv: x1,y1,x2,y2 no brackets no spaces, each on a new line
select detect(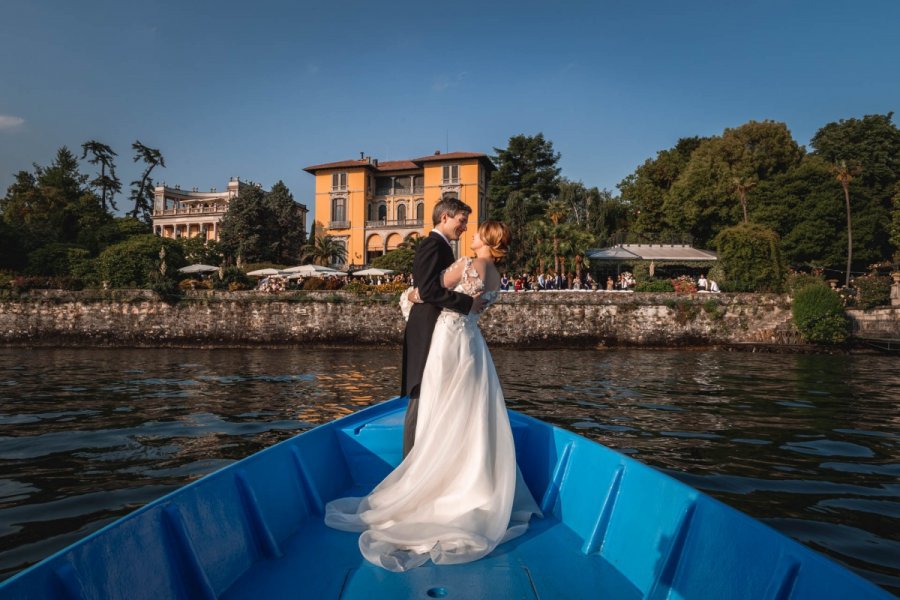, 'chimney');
373,159,379,167
434,150,441,155
360,152,365,160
